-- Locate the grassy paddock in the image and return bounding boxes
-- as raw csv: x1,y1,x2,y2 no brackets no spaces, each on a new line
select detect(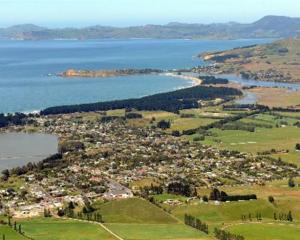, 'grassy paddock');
152,193,188,203
19,218,116,240
0,225,27,240
92,198,179,224
105,223,211,240
202,126,300,153
169,117,217,132
172,199,276,223
227,223,300,240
